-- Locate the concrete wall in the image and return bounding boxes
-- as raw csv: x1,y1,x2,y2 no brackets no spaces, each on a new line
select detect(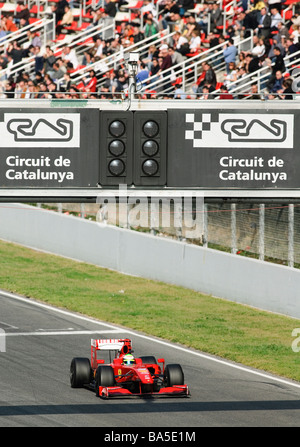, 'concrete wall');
1,203,300,319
